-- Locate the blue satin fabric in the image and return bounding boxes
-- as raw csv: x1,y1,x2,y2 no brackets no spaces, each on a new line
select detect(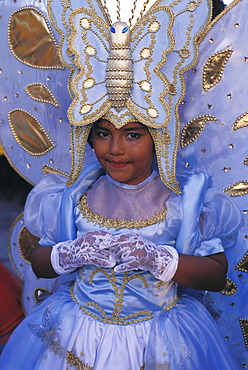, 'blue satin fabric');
73,267,177,323
4,163,241,369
